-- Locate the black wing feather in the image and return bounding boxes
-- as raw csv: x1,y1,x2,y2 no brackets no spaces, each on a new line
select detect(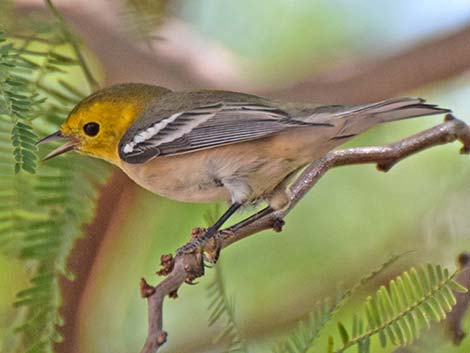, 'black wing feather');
119,102,330,164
